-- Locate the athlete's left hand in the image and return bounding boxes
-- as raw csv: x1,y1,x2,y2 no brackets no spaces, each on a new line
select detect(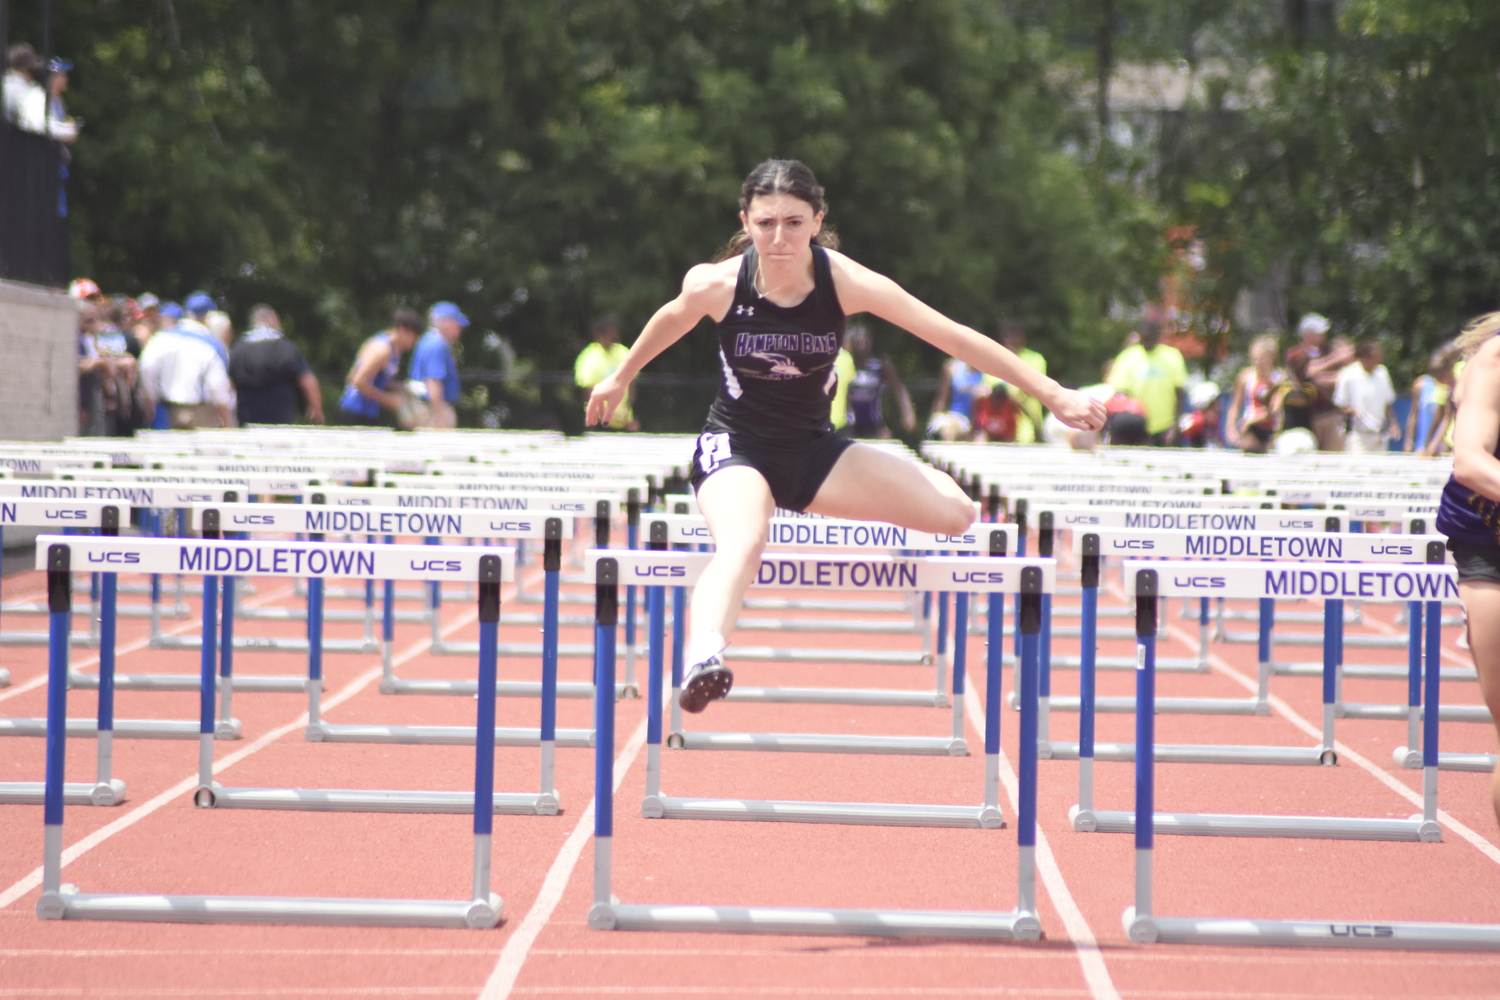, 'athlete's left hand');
1048,386,1107,431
